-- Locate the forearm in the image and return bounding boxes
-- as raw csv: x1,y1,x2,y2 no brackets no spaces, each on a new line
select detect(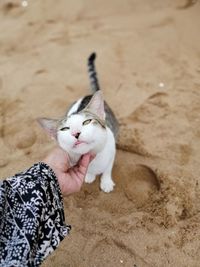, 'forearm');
0,162,71,267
